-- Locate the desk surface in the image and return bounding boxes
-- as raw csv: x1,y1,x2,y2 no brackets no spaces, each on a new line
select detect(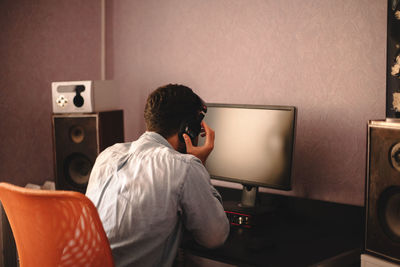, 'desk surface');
182,187,363,267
